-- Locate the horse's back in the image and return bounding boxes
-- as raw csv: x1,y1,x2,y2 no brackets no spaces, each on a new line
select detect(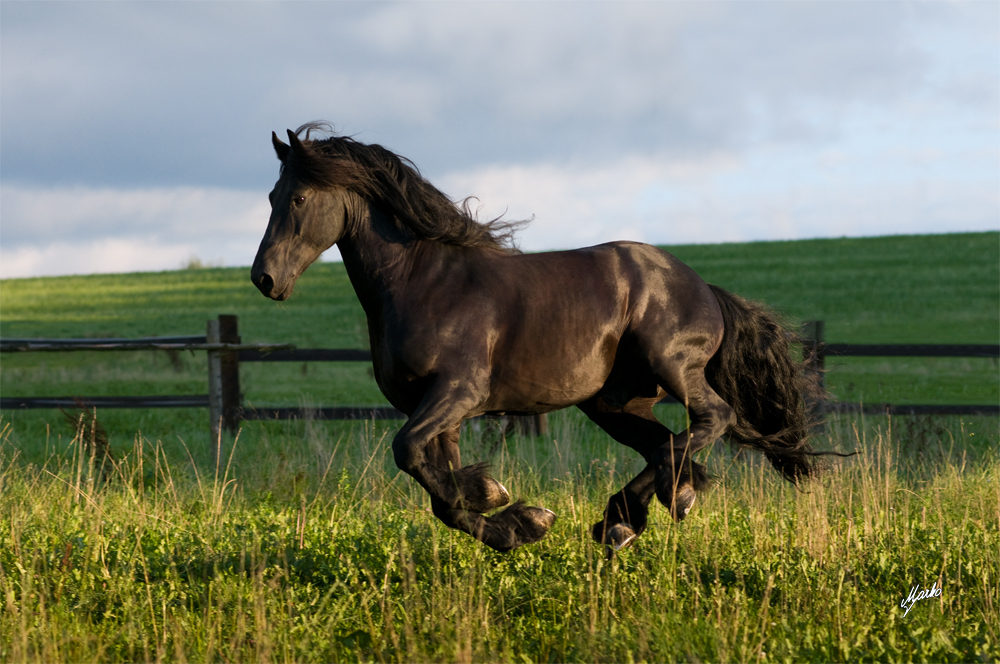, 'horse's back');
472,241,721,412
601,241,723,334
524,241,721,334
